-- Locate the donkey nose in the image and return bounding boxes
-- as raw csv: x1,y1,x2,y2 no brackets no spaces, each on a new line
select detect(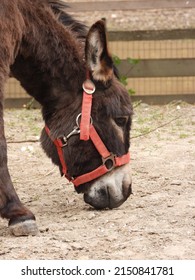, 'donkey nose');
84,183,132,210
